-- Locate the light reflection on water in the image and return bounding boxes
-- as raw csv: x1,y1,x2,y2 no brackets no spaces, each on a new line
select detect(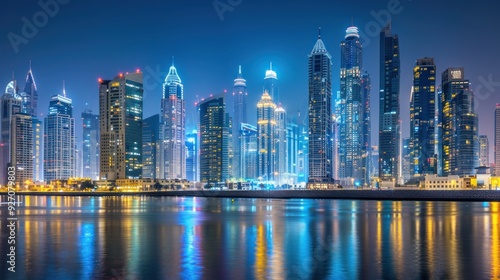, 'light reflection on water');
0,196,499,279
